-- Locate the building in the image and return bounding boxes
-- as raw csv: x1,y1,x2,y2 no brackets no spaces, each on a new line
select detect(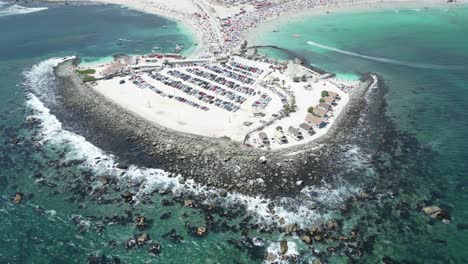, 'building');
305,114,325,128
322,96,336,105
288,126,304,141
317,102,332,111
313,107,327,118
328,91,340,99
299,123,315,135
